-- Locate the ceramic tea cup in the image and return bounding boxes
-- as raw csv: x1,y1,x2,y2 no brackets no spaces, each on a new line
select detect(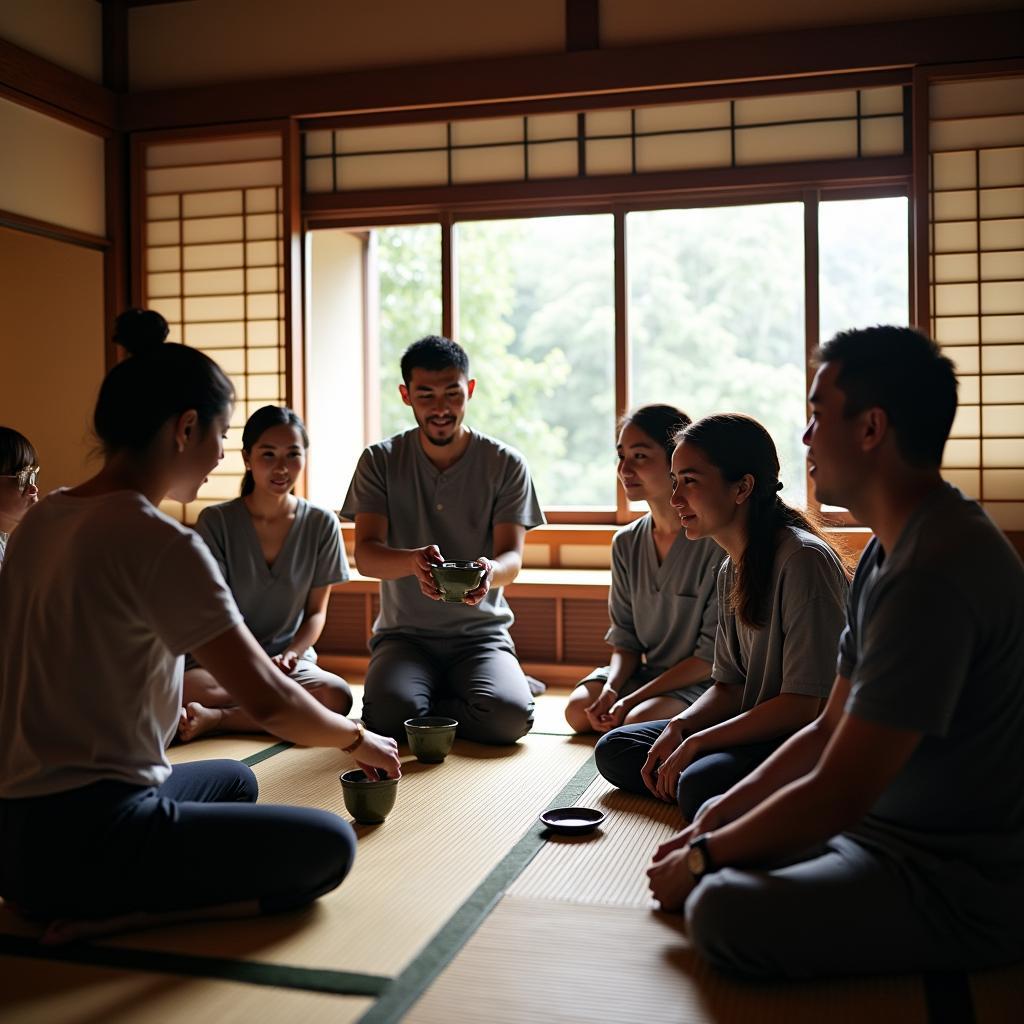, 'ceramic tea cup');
339,768,399,823
404,716,458,763
429,560,486,603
